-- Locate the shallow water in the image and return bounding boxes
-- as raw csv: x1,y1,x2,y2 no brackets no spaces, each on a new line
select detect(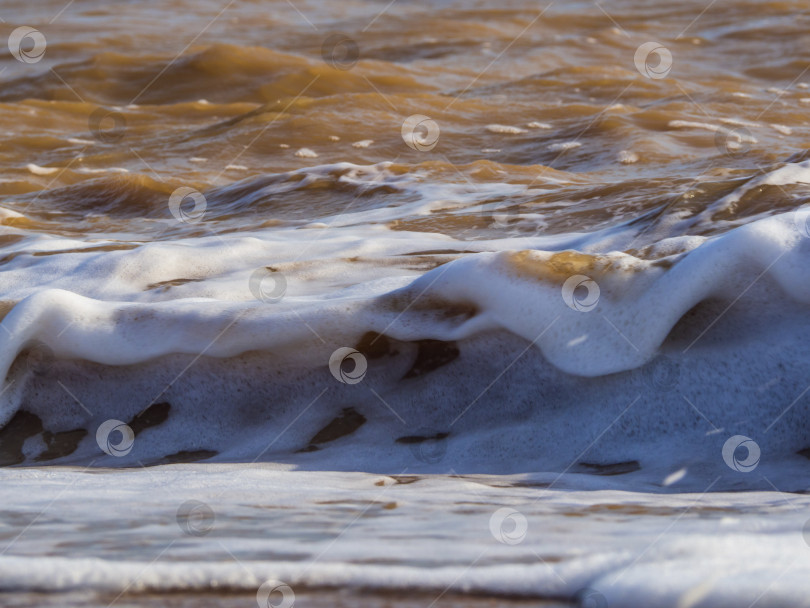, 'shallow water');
1,466,809,608
2,0,810,606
